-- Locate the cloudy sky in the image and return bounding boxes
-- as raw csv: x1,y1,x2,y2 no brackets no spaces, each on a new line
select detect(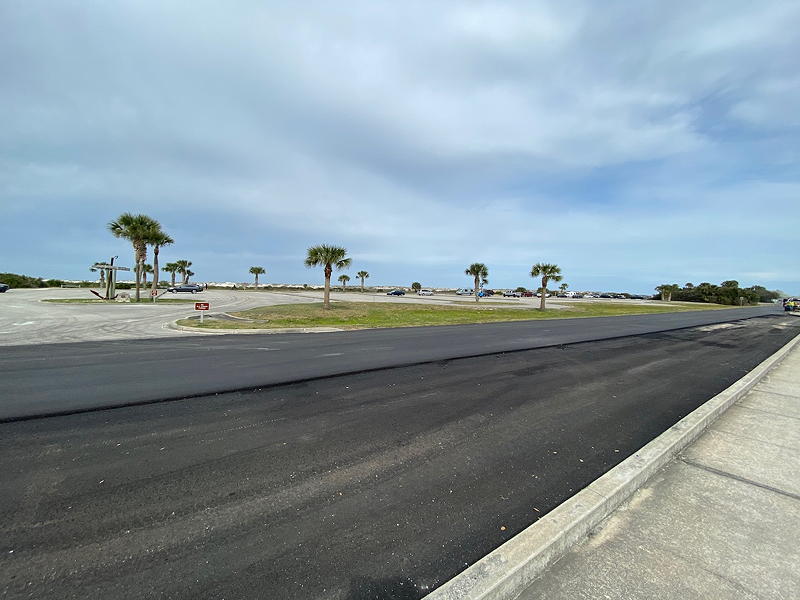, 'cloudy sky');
2,1,798,293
